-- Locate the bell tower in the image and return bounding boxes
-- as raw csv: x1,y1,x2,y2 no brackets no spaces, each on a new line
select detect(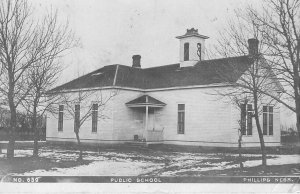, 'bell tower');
176,28,209,67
